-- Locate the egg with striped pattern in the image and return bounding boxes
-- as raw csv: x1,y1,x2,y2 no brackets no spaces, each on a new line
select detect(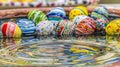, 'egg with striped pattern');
91,6,109,22
47,7,67,21
17,18,36,35
1,22,22,37
73,16,95,35
28,10,48,25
